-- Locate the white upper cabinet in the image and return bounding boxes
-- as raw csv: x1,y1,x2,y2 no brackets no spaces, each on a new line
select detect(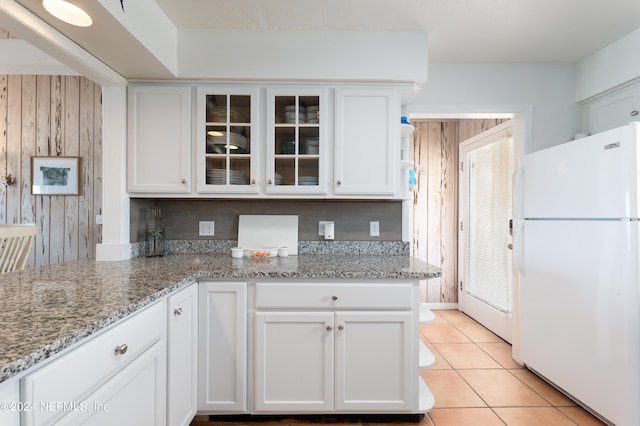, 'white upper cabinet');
196,86,260,194
587,82,640,135
127,85,192,194
265,88,329,195
334,88,400,196
127,83,406,199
